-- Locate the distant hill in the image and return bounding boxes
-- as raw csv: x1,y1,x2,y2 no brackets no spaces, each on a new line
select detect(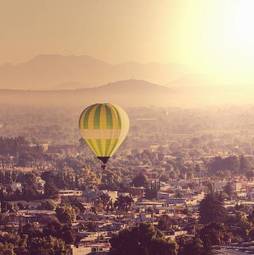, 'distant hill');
0,79,173,107
1,68,254,107
1,78,254,107
0,54,184,90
